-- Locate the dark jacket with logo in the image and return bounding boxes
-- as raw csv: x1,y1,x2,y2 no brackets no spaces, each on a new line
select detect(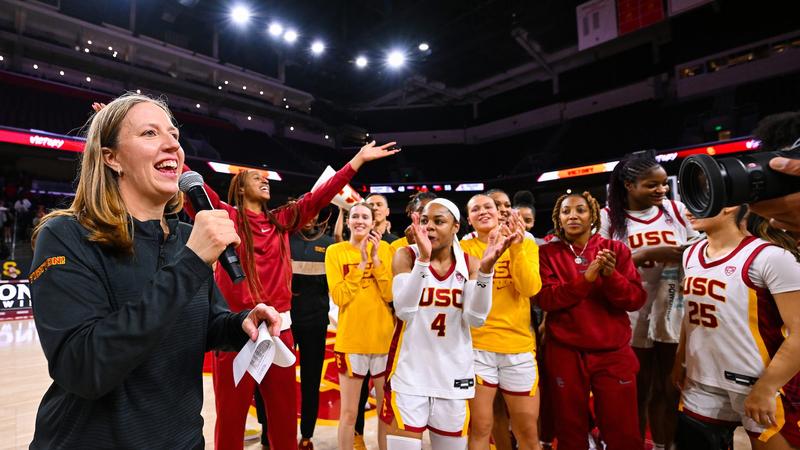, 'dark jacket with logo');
29,215,249,449
289,231,334,329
